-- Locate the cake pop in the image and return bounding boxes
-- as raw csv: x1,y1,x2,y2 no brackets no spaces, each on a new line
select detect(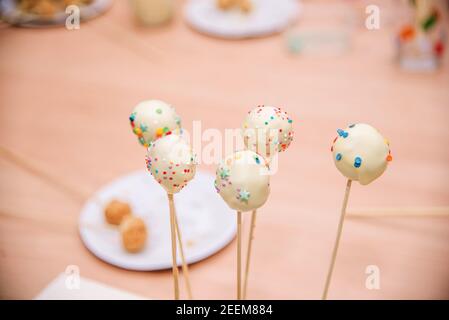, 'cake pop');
331,123,392,185
323,123,392,300
146,134,197,194
242,105,294,159
215,150,270,212
129,100,181,148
